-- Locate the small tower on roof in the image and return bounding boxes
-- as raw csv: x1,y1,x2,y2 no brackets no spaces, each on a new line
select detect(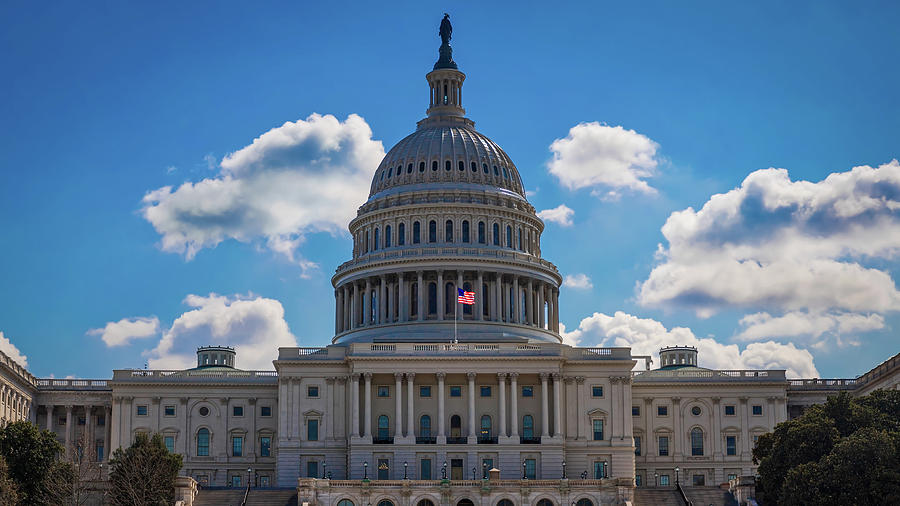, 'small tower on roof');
425,14,467,122
196,345,236,369
659,345,699,368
